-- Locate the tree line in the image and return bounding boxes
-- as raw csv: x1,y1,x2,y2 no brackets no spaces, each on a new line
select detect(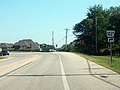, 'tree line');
68,5,120,55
